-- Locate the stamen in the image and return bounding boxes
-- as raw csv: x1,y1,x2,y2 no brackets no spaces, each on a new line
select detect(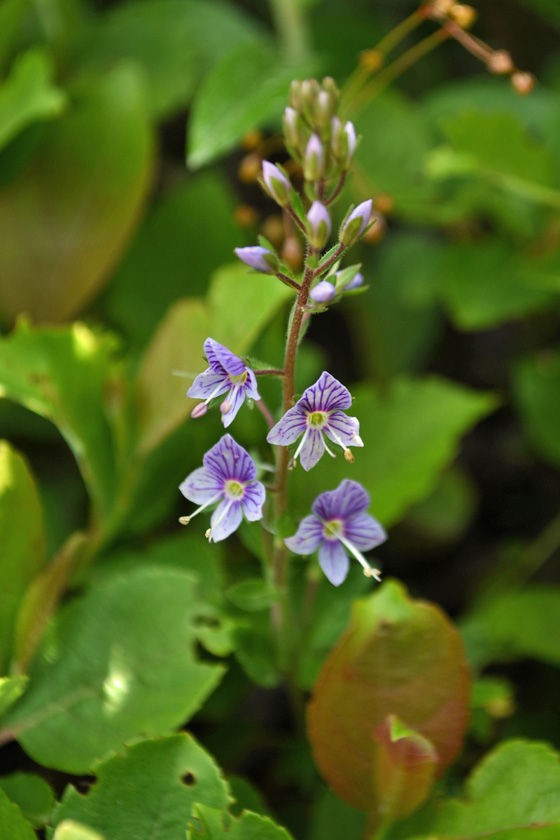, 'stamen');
338,533,382,582
292,426,311,464
178,516,190,525
328,428,355,462
181,492,223,526
323,437,337,458
191,403,208,419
